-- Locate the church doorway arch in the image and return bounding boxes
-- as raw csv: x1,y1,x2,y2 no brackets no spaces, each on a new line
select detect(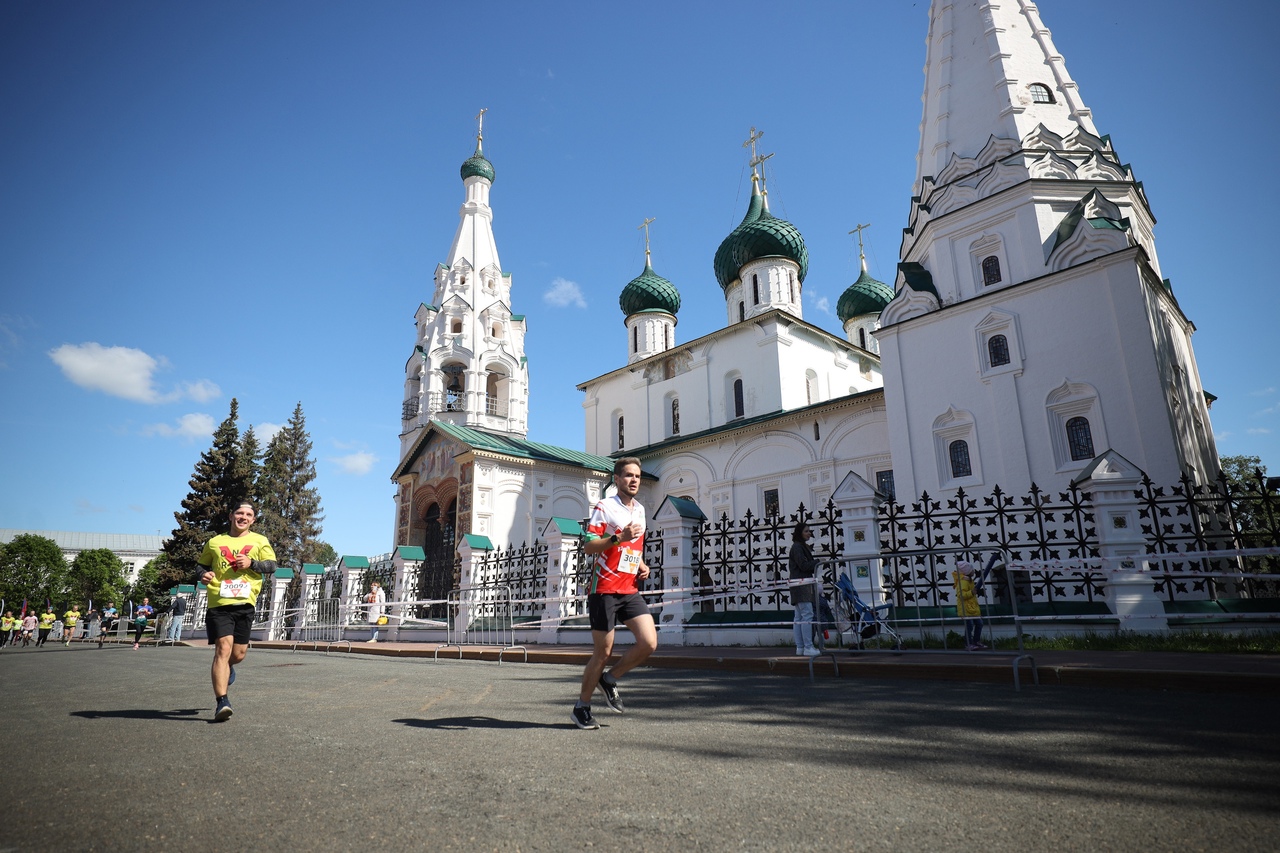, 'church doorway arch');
415,499,458,619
